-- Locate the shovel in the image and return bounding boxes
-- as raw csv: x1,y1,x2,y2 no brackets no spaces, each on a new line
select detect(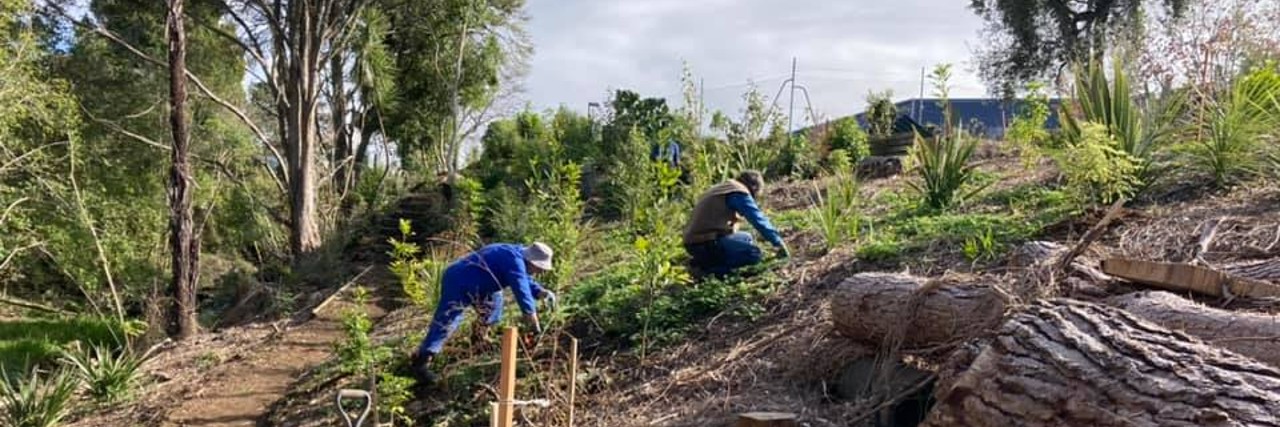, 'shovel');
336,389,373,427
